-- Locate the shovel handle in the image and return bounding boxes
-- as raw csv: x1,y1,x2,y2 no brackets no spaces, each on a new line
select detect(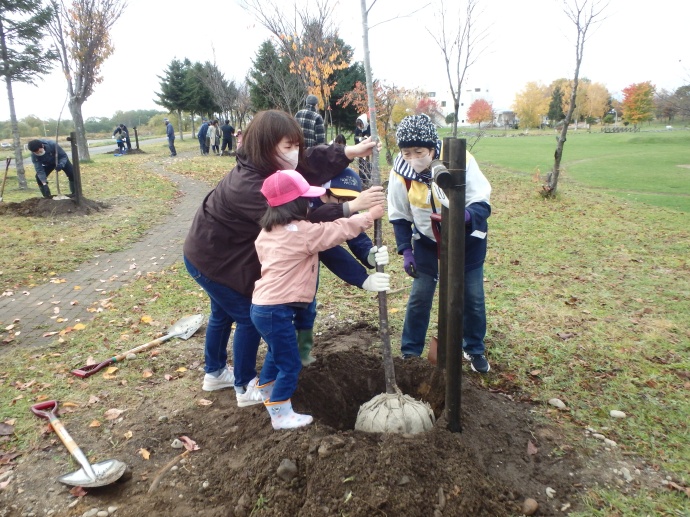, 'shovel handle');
30,400,96,479
70,333,172,378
